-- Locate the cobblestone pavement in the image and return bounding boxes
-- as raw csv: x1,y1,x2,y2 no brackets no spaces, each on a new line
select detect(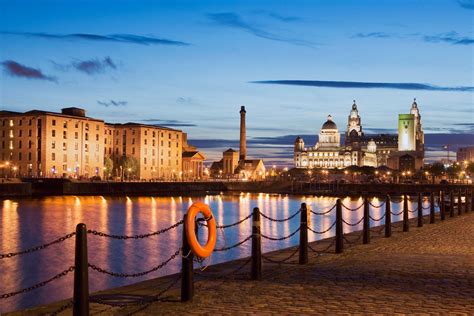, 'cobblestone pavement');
16,212,474,315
